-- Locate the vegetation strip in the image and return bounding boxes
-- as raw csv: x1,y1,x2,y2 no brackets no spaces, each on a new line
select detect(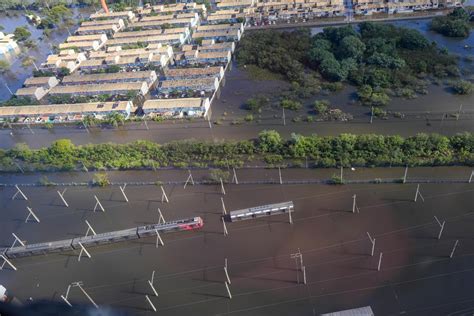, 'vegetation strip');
1,130,472,172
